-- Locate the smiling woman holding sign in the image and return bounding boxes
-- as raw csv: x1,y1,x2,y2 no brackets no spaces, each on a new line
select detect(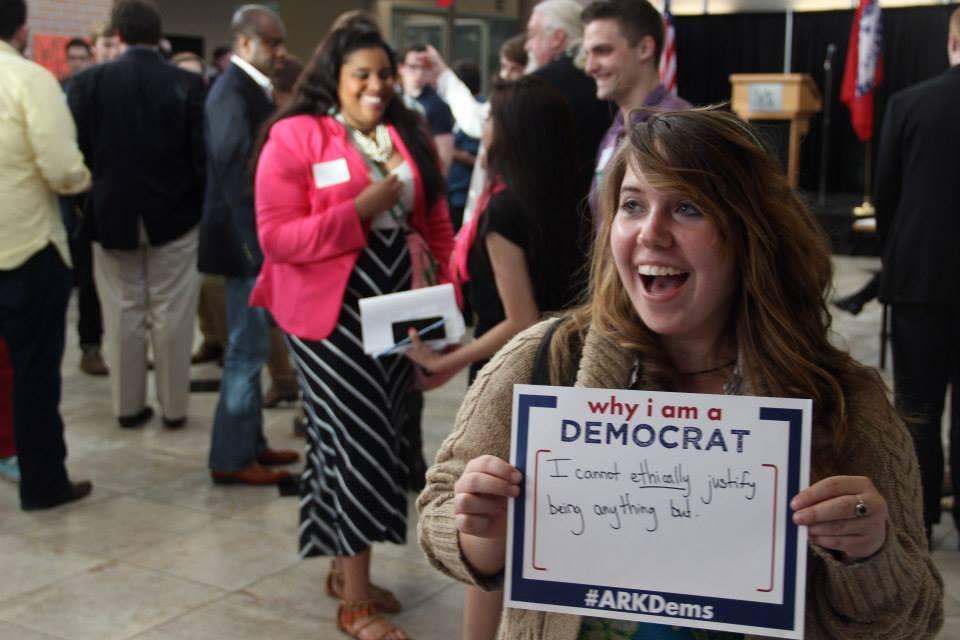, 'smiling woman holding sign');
252,26,454,640
417,107,942,639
